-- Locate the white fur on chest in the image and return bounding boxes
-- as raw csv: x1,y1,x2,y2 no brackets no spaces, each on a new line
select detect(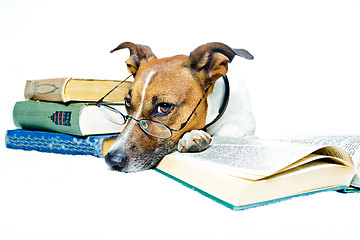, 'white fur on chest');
205,59,256,137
